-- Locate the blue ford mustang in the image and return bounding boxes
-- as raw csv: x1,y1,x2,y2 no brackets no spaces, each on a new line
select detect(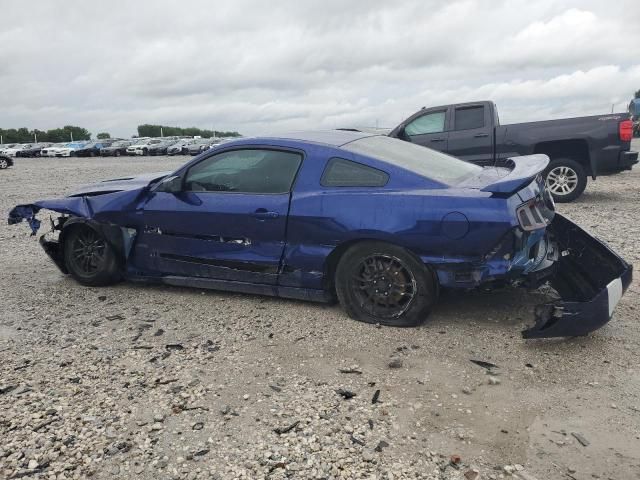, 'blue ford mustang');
8,131,632,338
